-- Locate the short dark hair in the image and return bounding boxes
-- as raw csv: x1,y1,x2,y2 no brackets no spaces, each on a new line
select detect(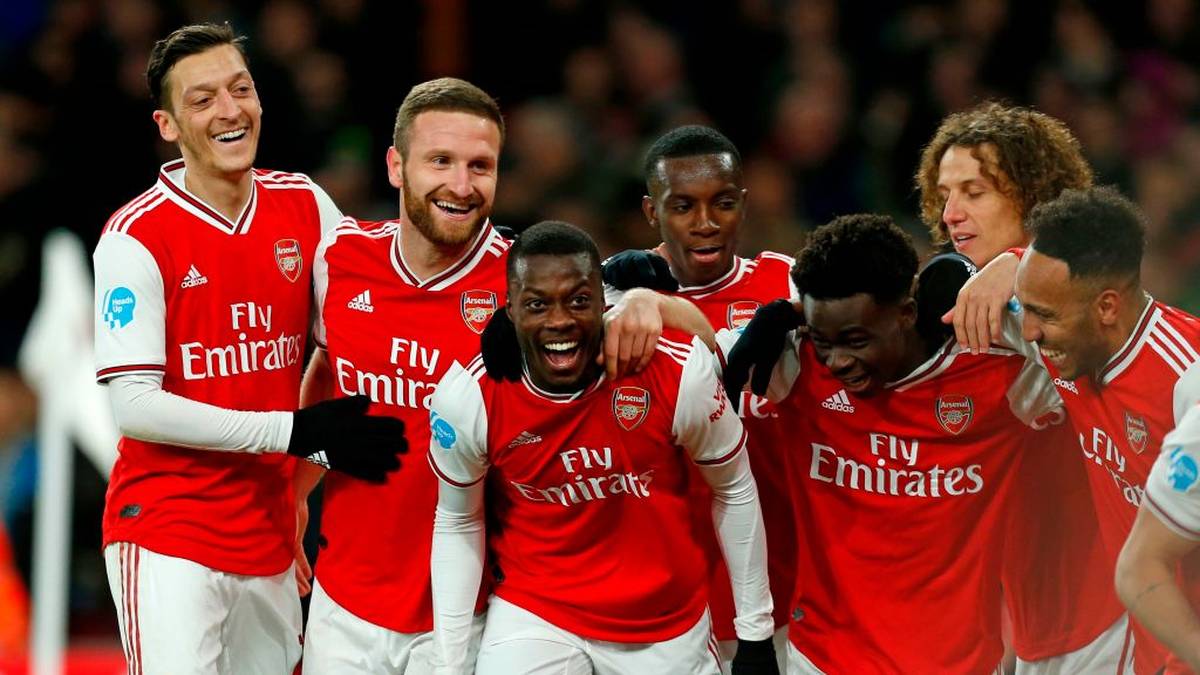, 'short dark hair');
644,125,742,191
916,102,1093,247
507,220,601,280
393,78,505,157
792,214,918,305
1027,186,1144,282
146,23,247,110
